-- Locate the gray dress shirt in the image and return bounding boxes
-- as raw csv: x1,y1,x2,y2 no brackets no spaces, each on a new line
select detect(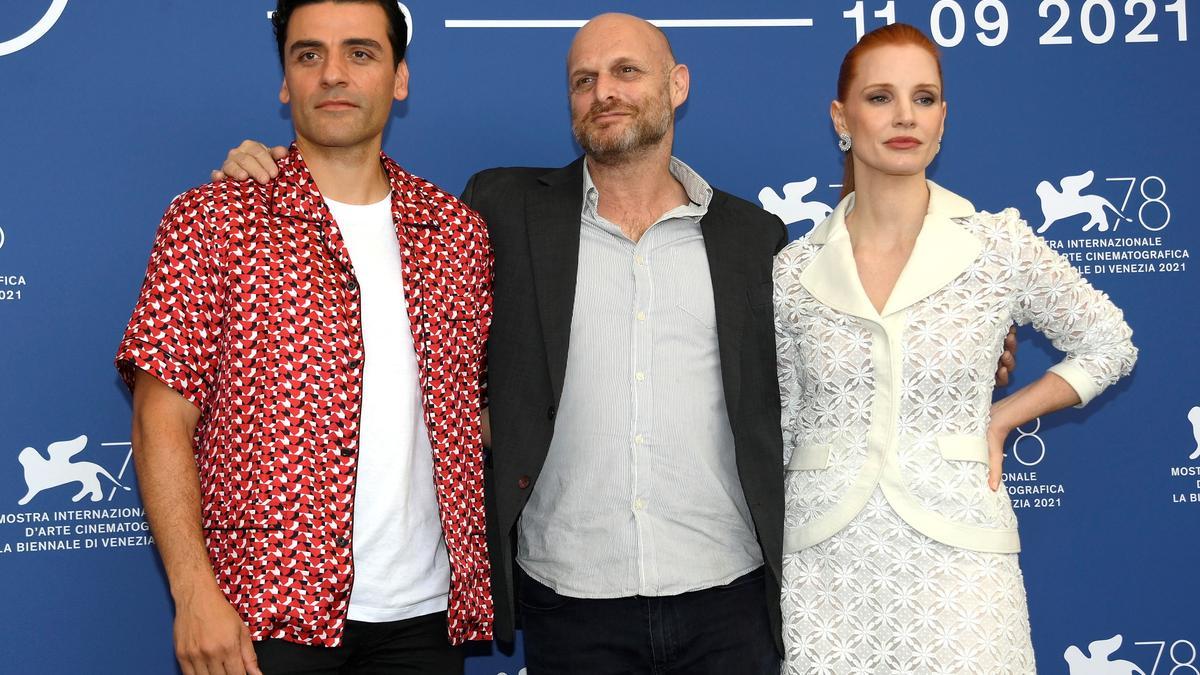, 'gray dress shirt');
517,158,764,598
